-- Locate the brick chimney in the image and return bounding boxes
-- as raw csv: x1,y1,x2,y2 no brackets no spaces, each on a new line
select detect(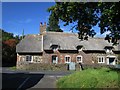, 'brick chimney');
40,22,46,35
